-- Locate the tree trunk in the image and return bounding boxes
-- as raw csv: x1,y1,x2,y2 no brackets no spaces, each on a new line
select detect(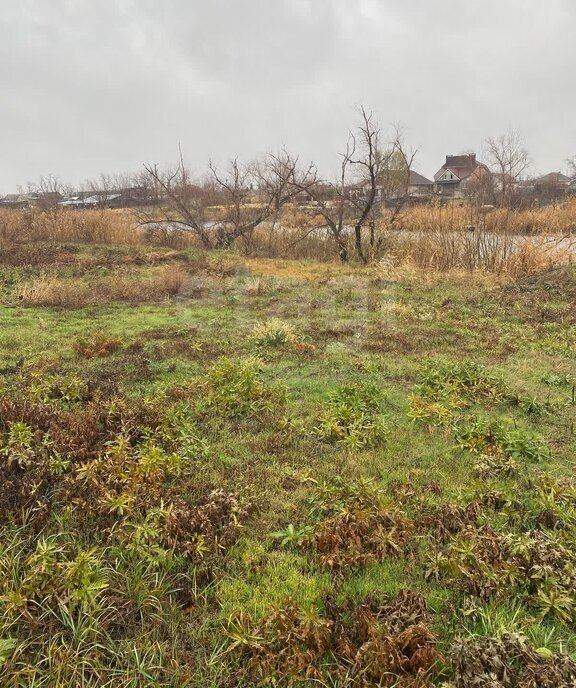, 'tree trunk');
355,224,367,264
